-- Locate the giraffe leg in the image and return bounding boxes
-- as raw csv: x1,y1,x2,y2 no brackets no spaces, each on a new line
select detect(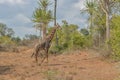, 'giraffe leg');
39,56,46,66
45,41,49,65
34,45,41,64
35,49,39,64
32,44,38,58
35,52,38,63
46,49,49,65
31,52,34,58
39,49,49,66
